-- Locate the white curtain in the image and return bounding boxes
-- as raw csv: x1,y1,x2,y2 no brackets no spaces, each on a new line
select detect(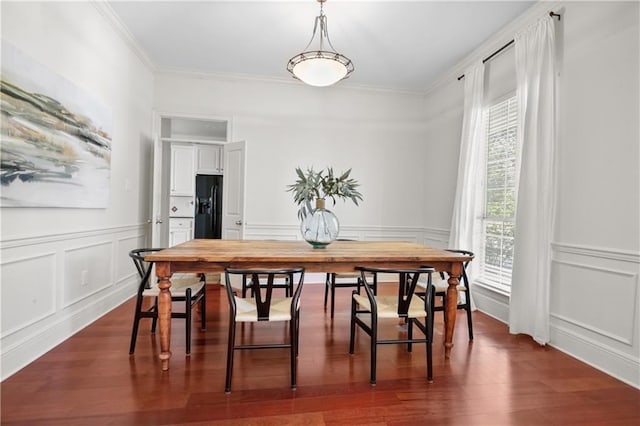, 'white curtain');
448,62,485,308
509,16,557,344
